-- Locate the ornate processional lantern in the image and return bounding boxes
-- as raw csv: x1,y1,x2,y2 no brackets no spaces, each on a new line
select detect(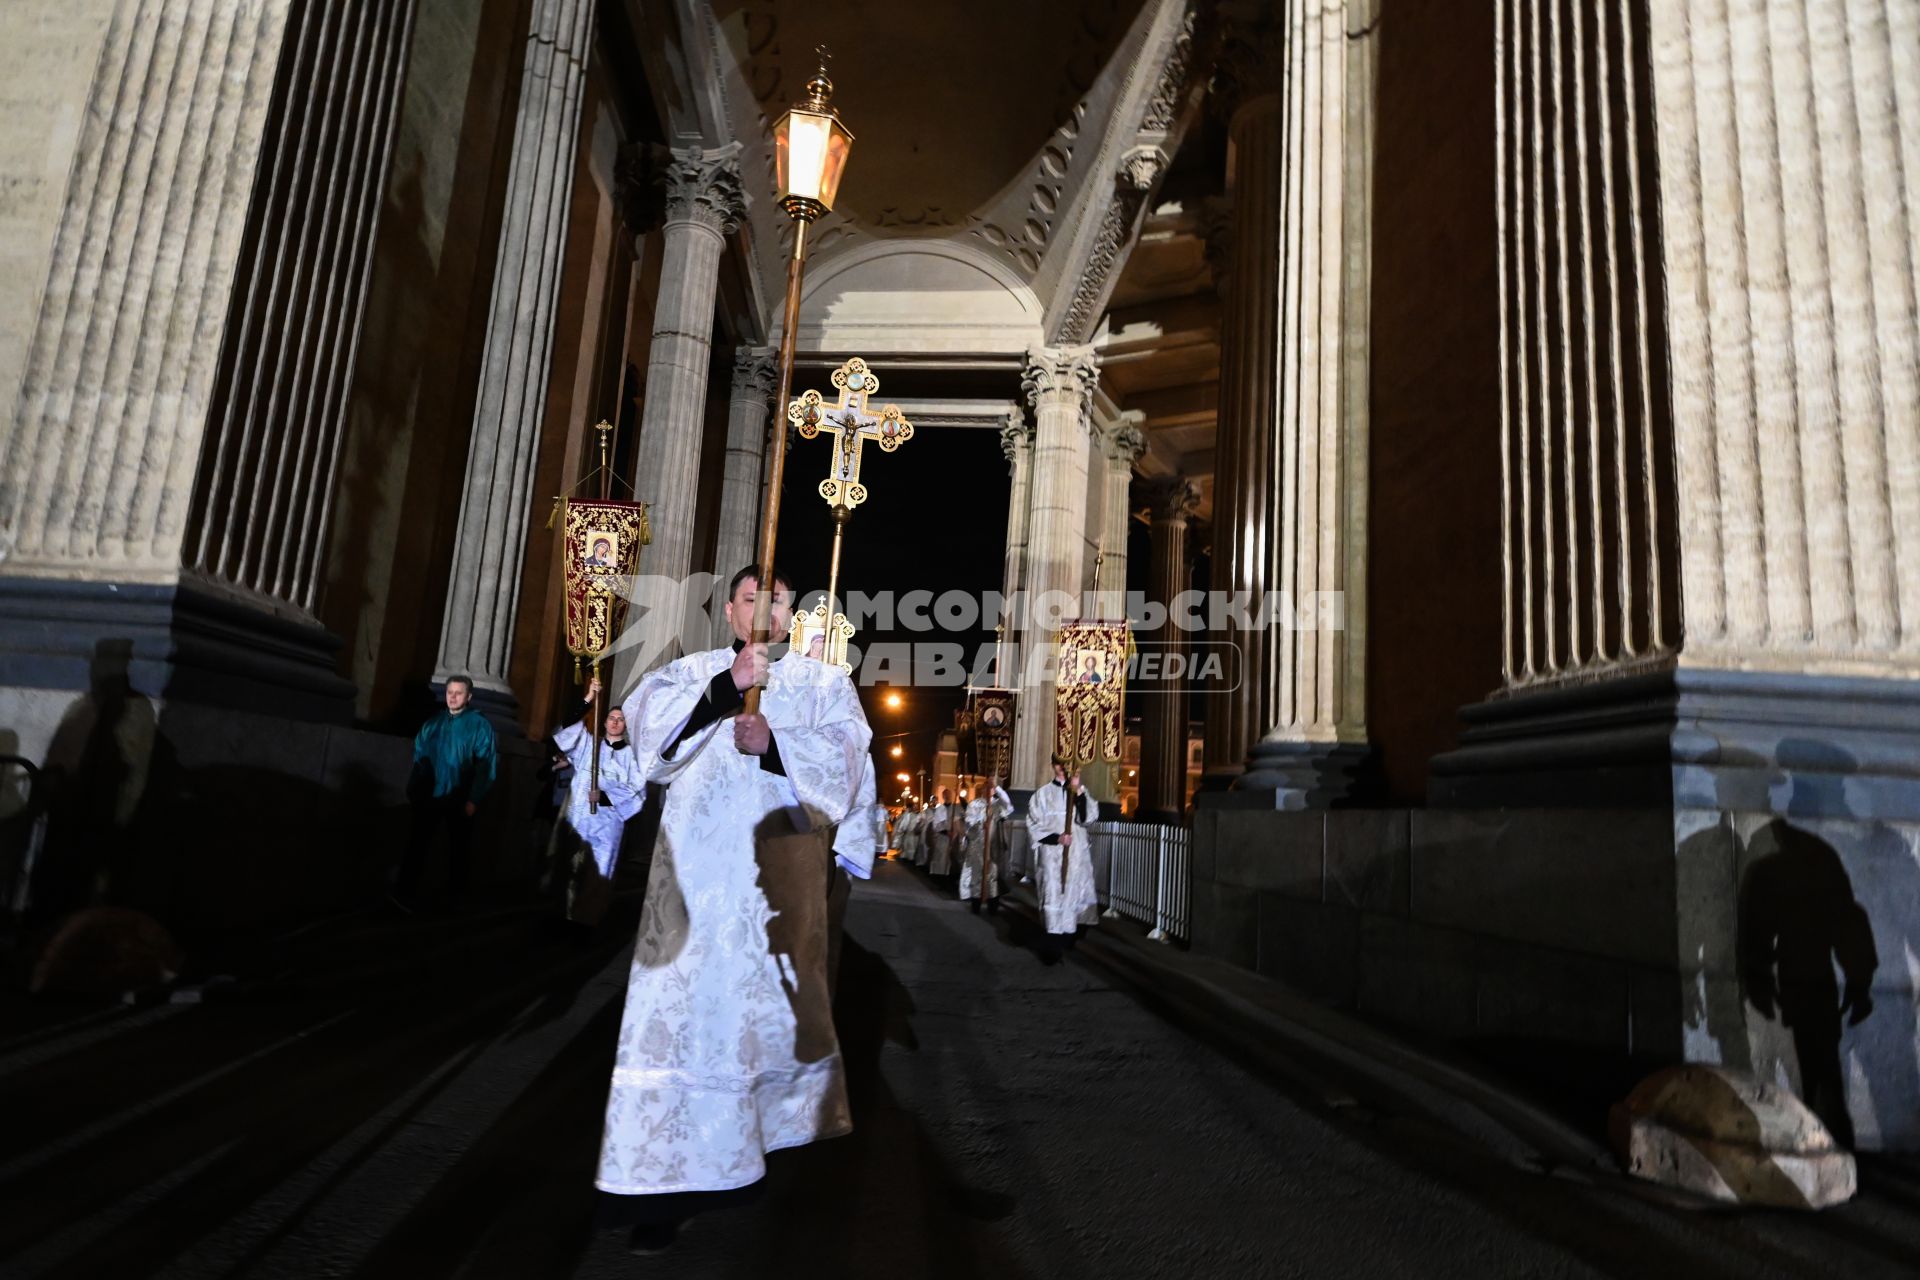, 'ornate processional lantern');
745,48,856,715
